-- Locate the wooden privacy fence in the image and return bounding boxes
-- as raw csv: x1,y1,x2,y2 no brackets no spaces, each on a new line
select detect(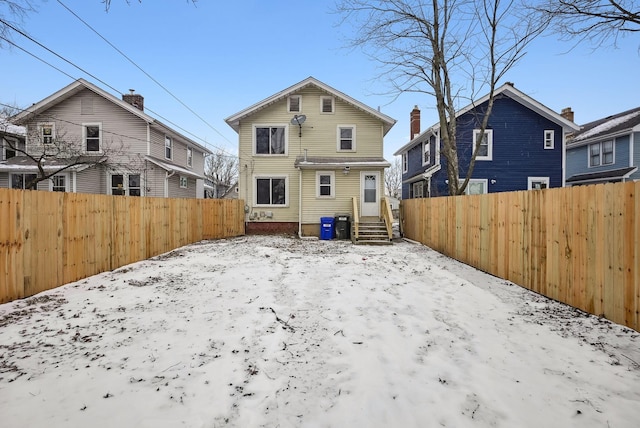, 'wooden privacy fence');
0,189,245,303
401,181,639,332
